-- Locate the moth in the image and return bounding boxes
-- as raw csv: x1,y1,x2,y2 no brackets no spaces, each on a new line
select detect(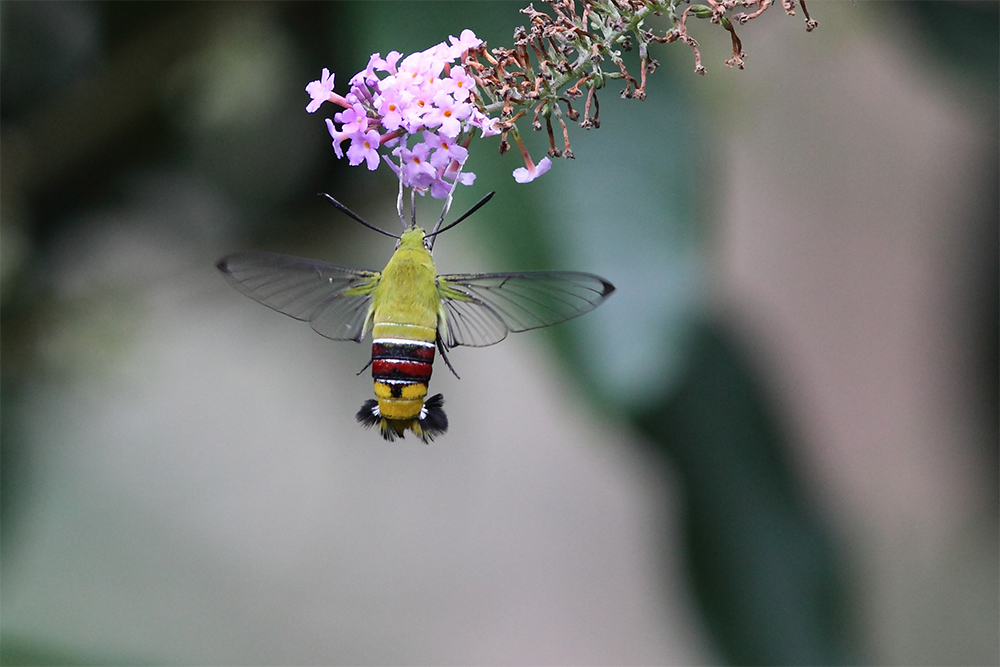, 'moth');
218,192,614,442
